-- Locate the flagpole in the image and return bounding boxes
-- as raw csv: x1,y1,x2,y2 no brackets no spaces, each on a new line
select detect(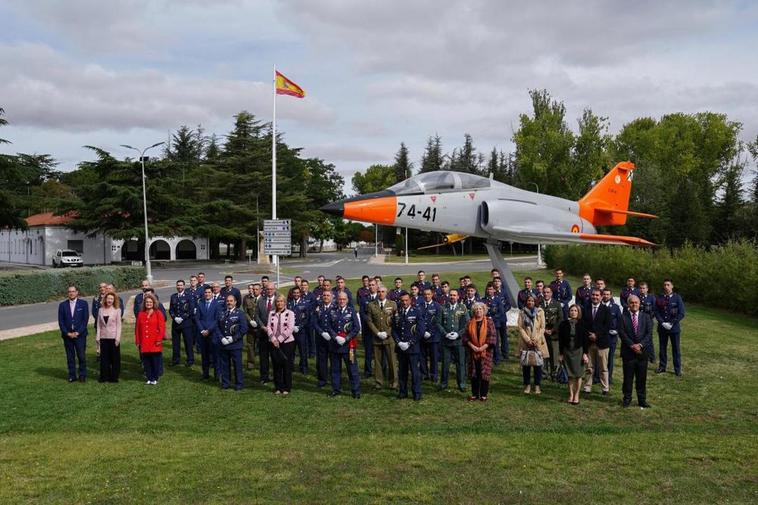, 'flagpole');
272,64,279,286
